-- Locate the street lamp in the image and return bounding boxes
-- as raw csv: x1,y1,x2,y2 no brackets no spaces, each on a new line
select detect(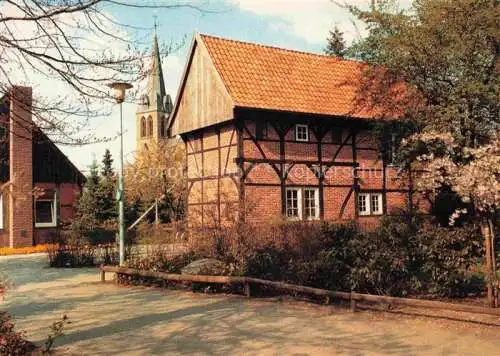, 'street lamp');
107,82,133,266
